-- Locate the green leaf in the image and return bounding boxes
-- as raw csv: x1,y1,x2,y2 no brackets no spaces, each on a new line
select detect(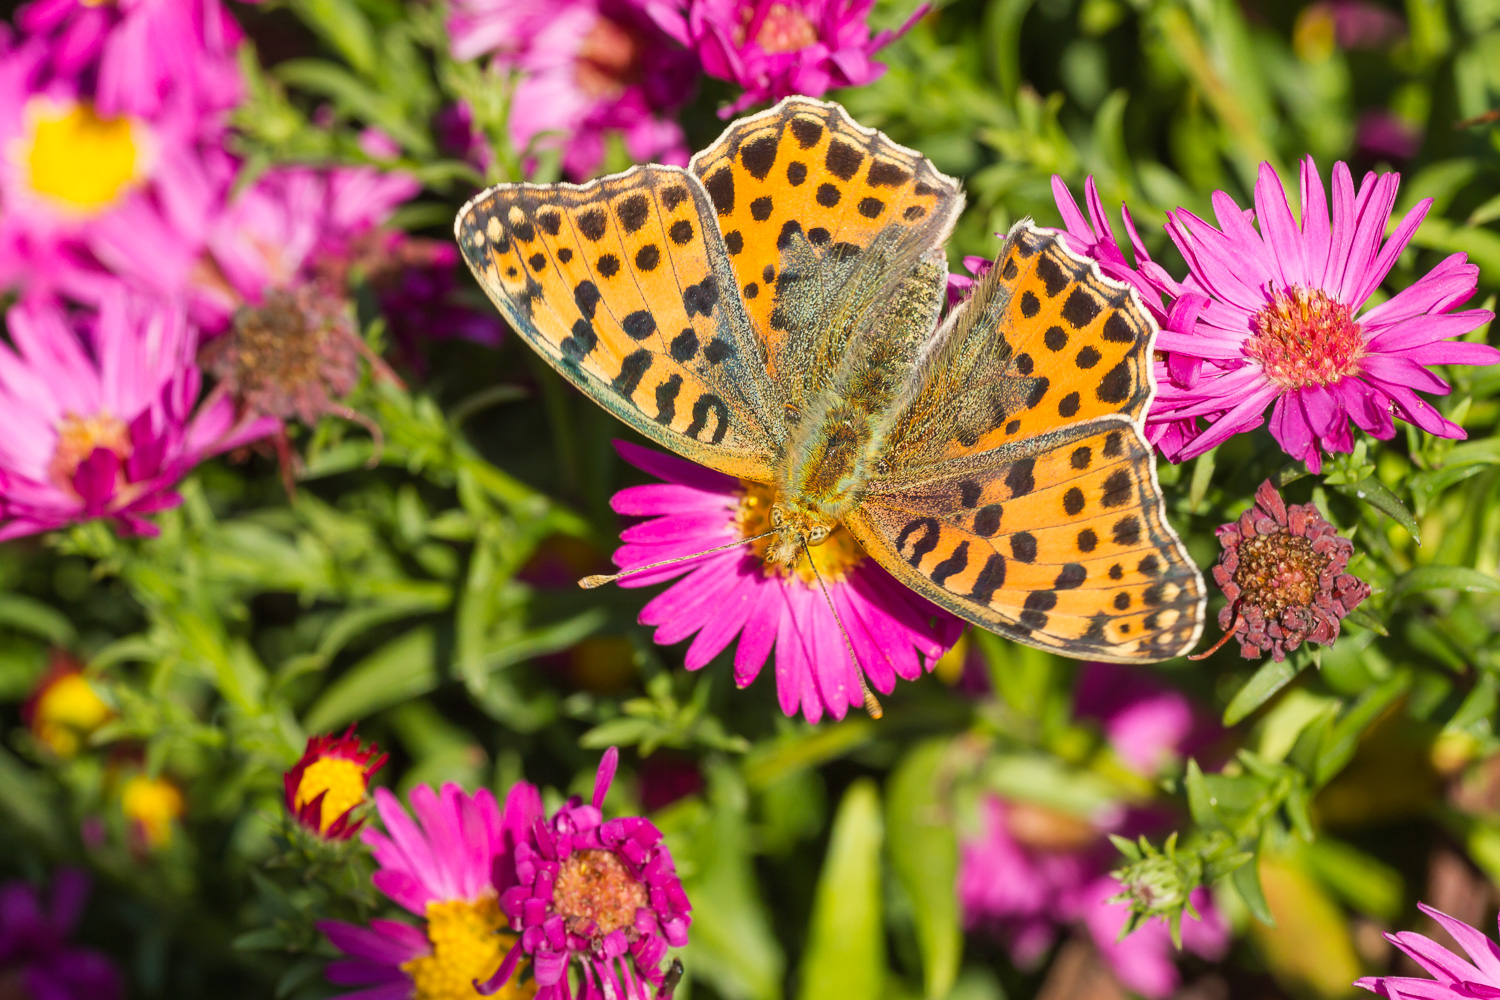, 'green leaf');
797,780,885,1000
289,0,377,75
1303,837,1403,921
680,767,785,1000
1388,565,1500,603
888,742,962,999
0,593,75,645
1331,477,1420,543
304,626,439,731
1224,656,1310,726
1231,857,1275,926
1183,758,1221,829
